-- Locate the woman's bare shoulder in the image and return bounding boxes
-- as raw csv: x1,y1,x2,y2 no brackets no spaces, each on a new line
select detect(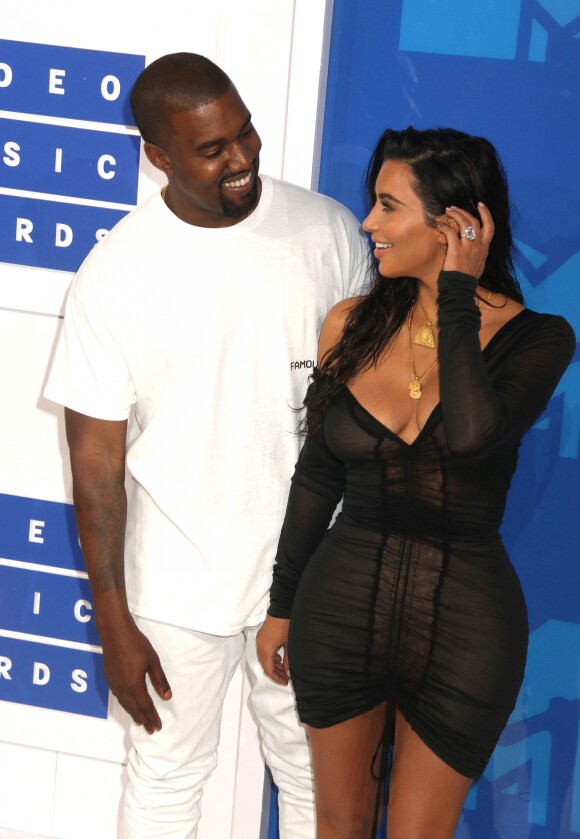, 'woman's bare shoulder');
318,296,363,365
